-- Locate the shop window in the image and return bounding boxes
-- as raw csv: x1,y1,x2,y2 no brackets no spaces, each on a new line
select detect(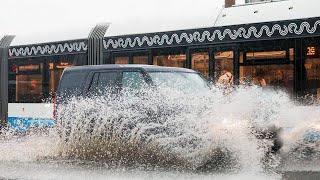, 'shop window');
153,54,186,67
192,52,209,78
133,56,148,64
115,56,129,64
215,51,234,83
